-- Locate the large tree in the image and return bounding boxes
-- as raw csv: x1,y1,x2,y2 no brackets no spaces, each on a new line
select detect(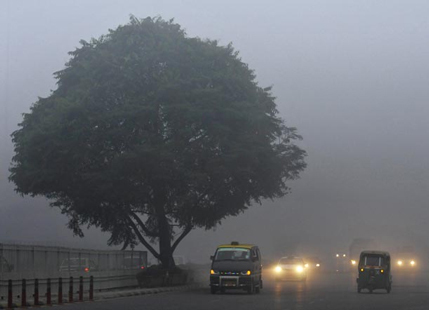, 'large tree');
9,16,306,268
